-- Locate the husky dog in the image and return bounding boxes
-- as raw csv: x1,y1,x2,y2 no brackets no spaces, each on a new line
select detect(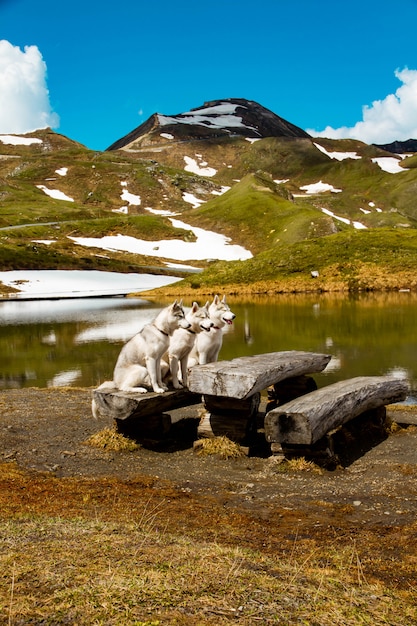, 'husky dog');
188,295,236,366
110,299,190,394
165,301,213,388
92,300,189,412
